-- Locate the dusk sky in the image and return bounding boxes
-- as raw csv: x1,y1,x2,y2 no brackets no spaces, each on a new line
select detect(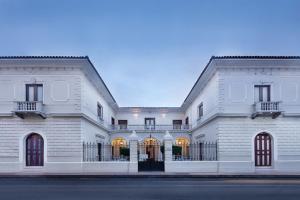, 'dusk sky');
0,0,300,107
